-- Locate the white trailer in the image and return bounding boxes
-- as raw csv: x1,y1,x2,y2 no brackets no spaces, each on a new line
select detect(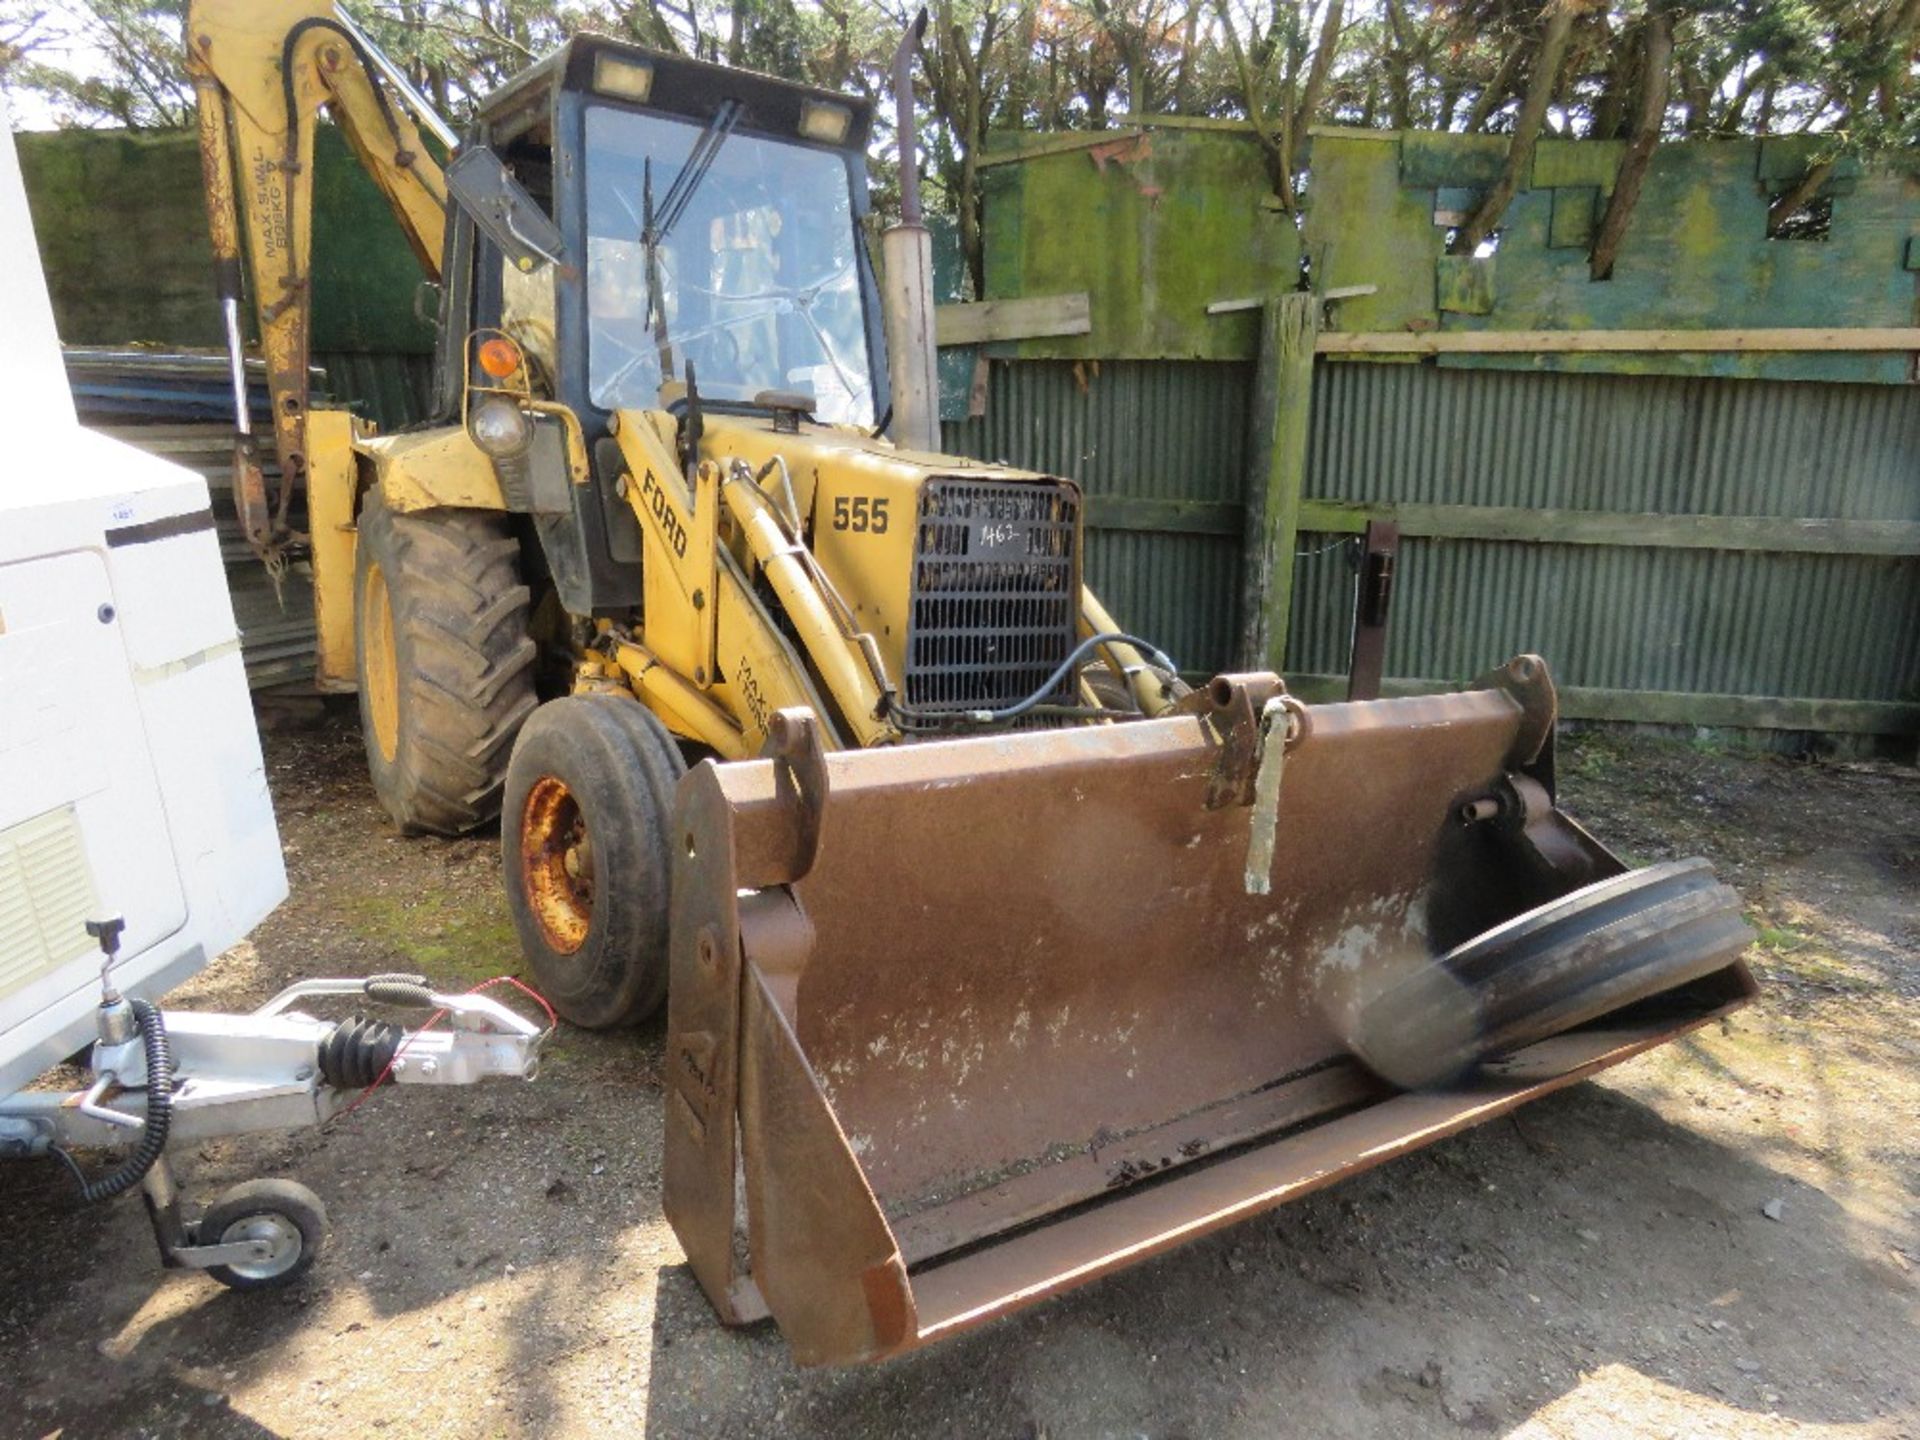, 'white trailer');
0,104,541,1288
0,425,288,1097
